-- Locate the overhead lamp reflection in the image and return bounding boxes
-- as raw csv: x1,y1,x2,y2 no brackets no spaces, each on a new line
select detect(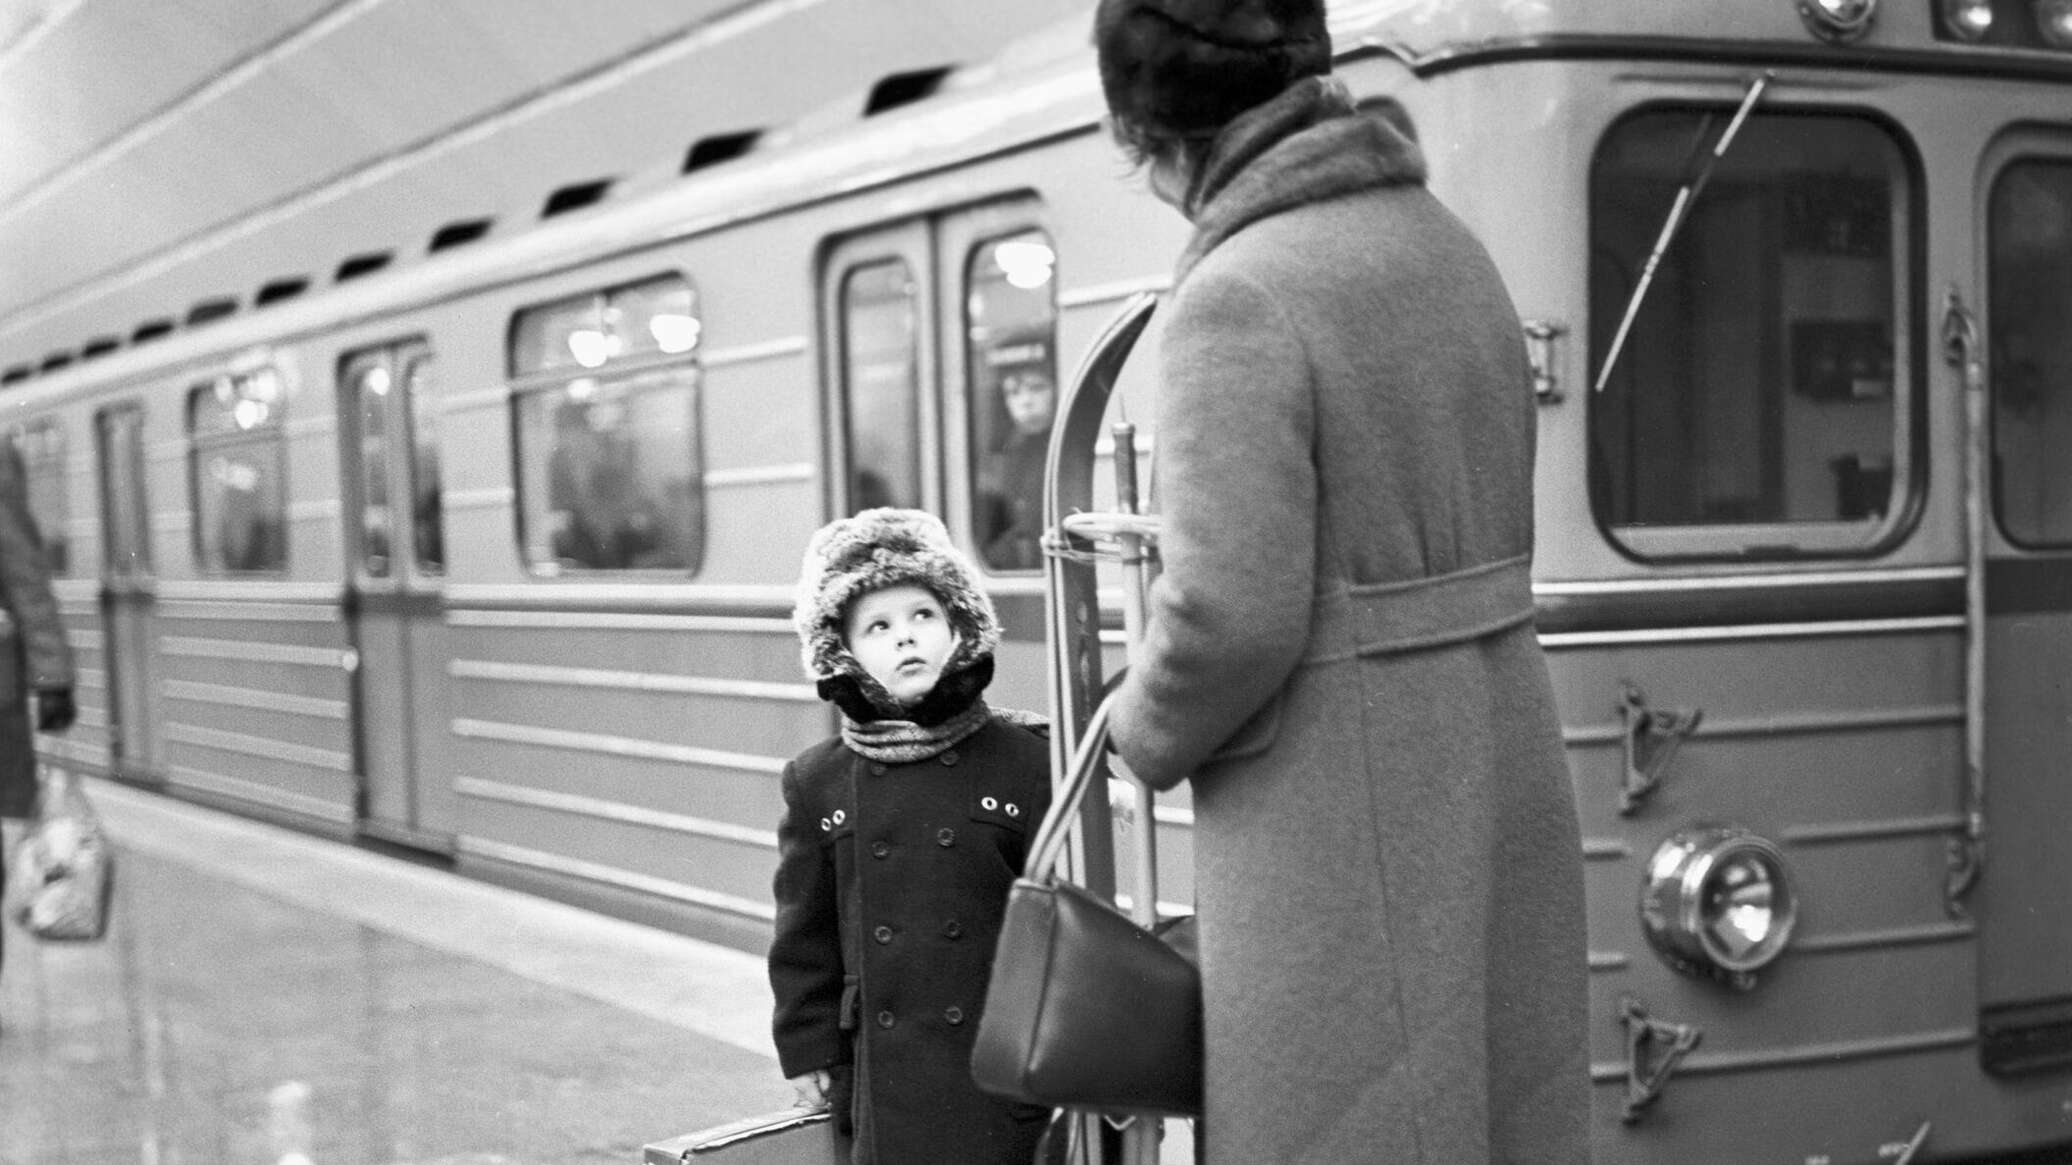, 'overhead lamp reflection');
567,328,612,369
650,313,702,353
994,240,1056,290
